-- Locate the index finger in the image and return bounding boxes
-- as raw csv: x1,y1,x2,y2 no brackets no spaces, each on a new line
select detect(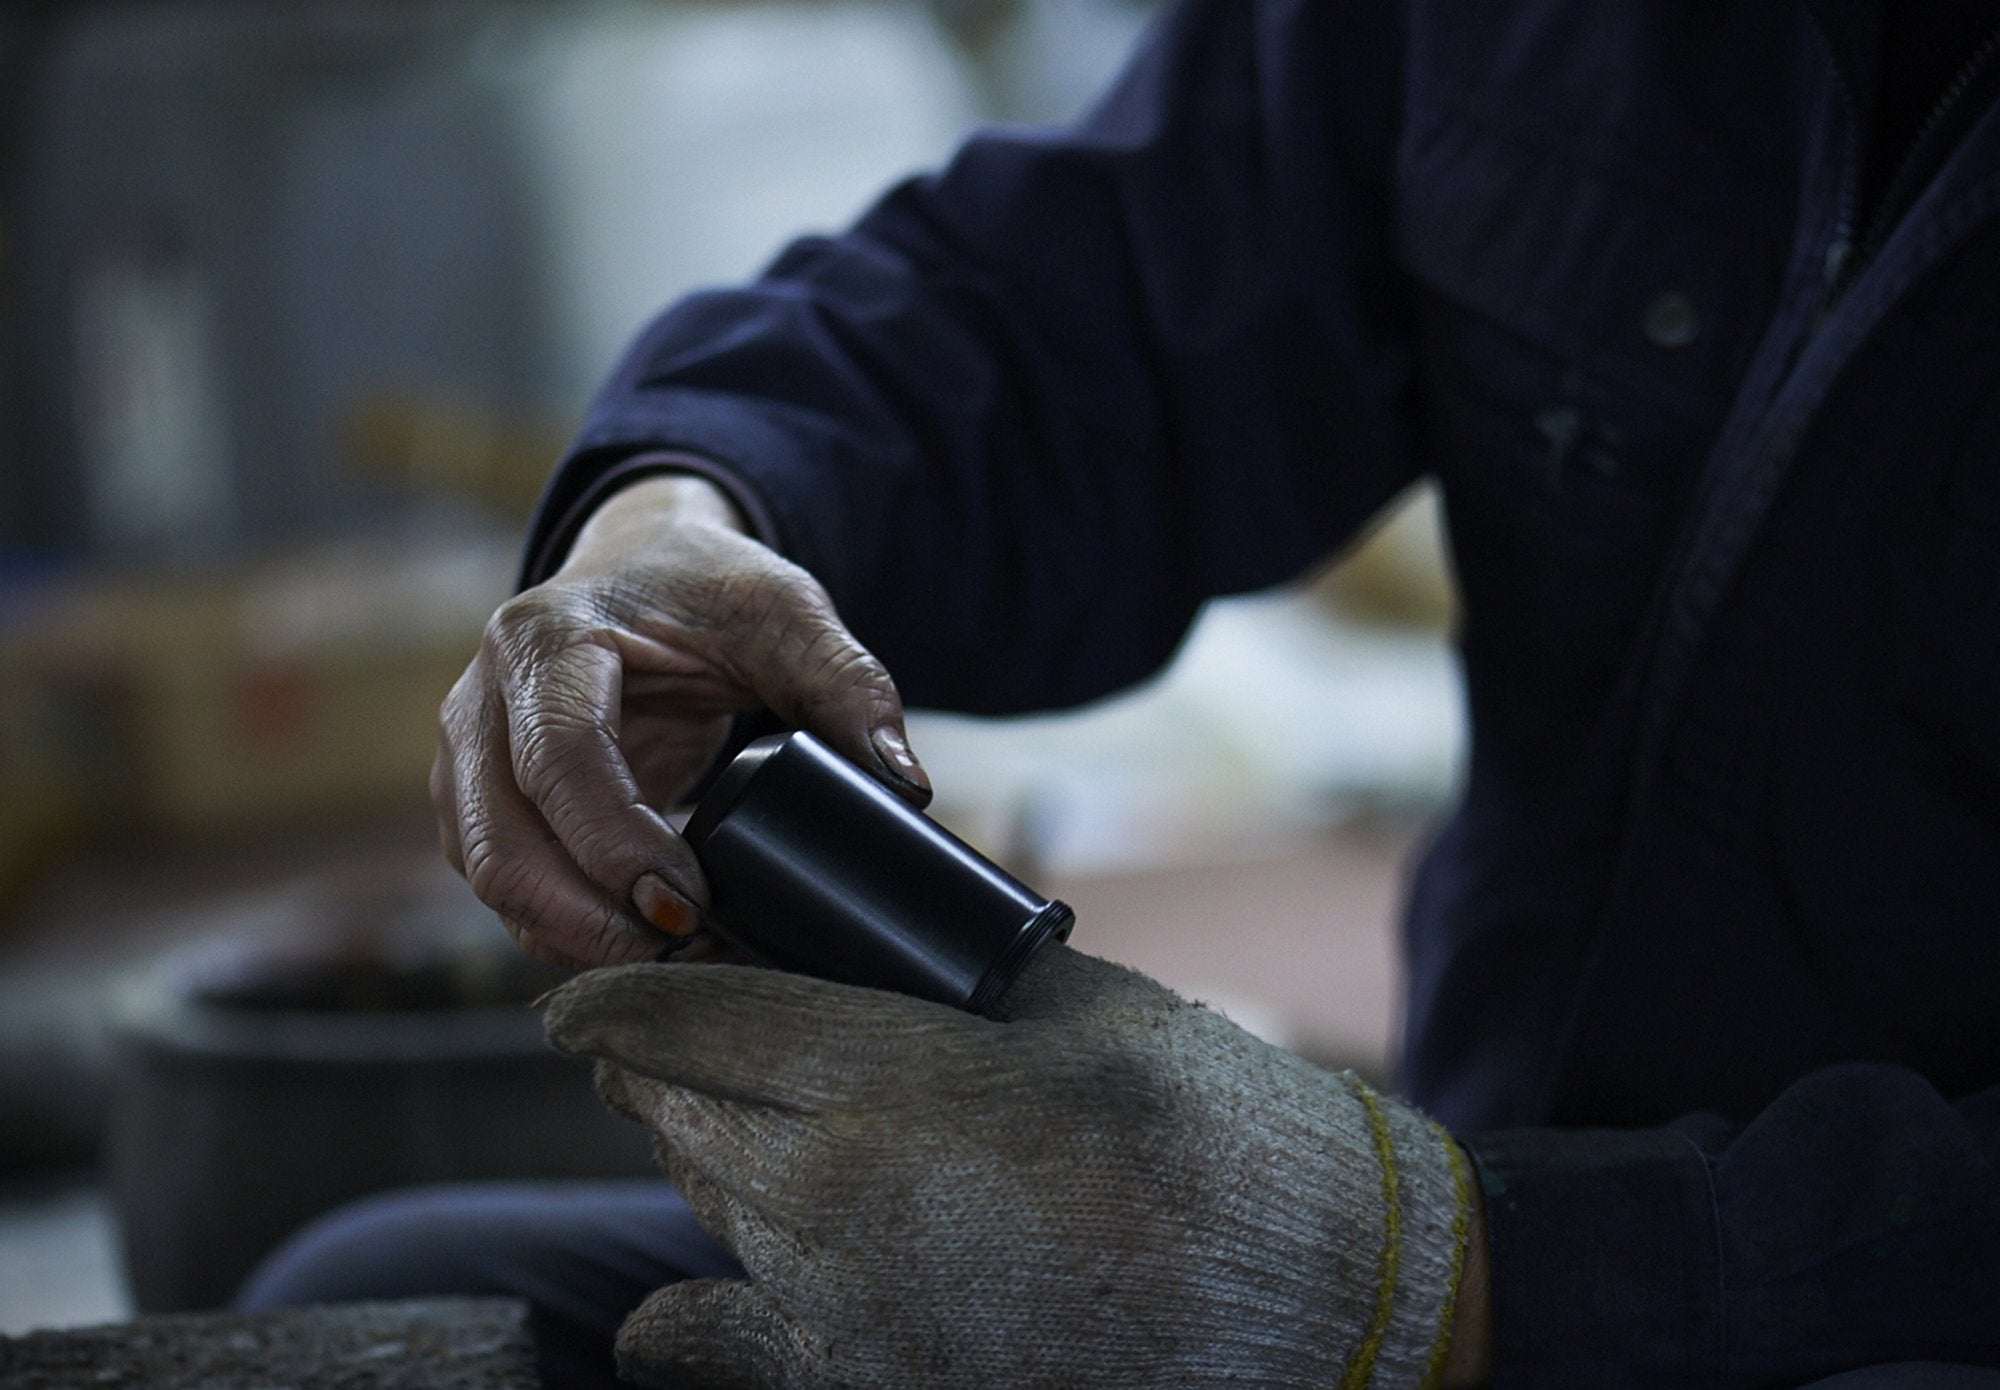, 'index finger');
486,599,708,933
511,639,709,929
